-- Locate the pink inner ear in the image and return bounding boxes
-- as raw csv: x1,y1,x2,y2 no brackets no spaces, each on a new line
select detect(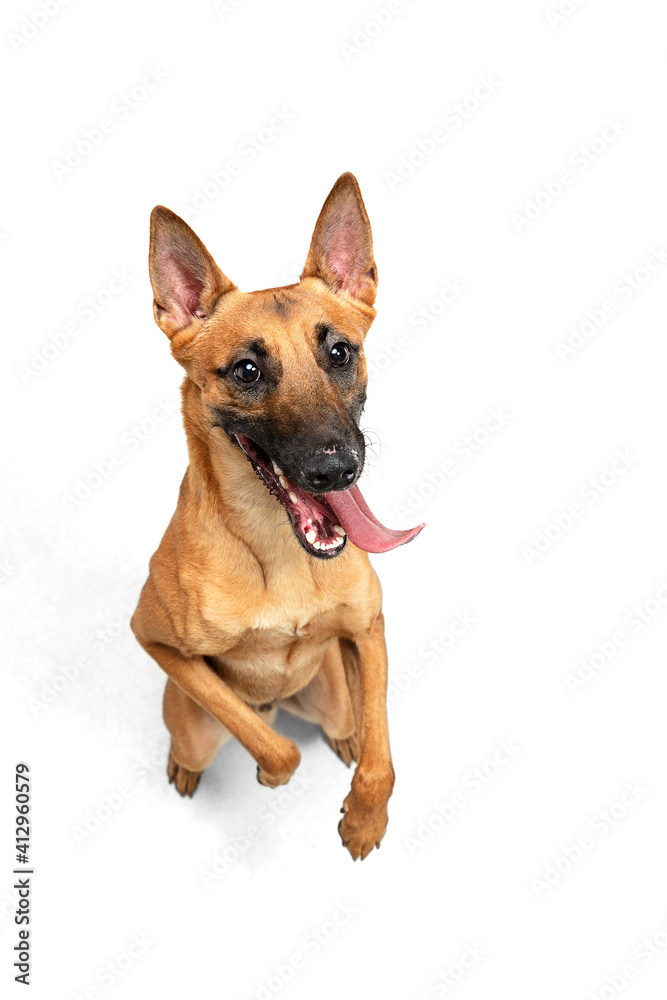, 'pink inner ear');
325,205,370,298
162,252,206,322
